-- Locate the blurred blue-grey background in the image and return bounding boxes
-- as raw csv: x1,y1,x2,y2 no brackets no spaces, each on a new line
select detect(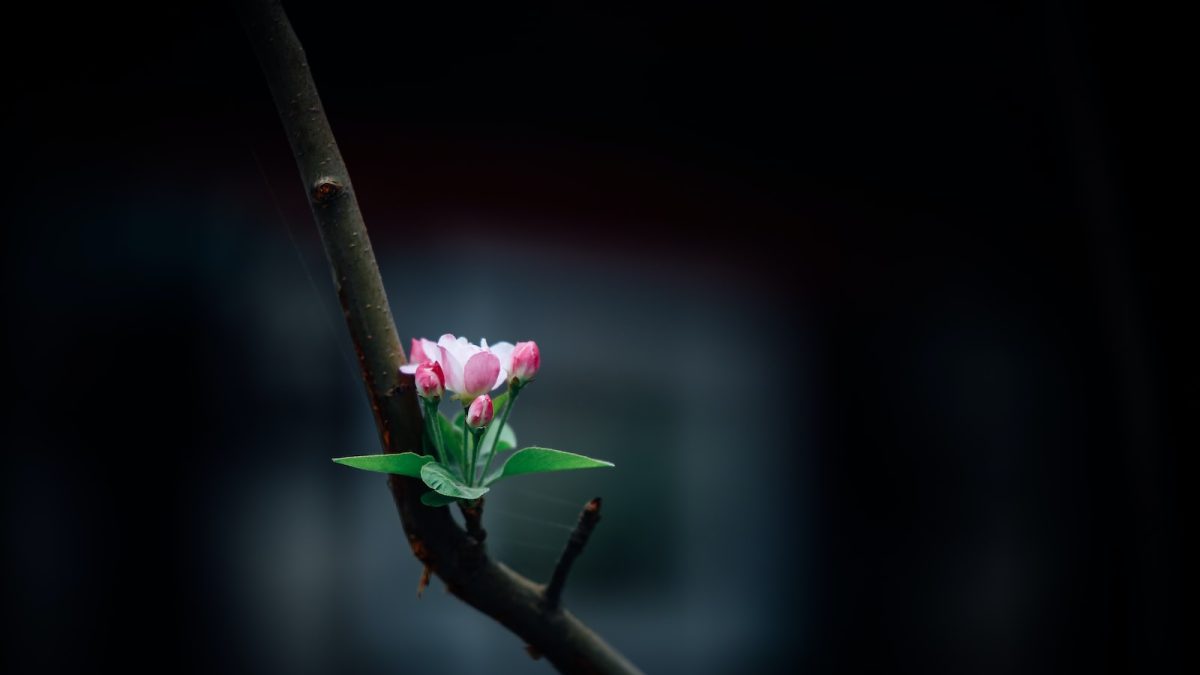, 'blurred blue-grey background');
1,1,1186,674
